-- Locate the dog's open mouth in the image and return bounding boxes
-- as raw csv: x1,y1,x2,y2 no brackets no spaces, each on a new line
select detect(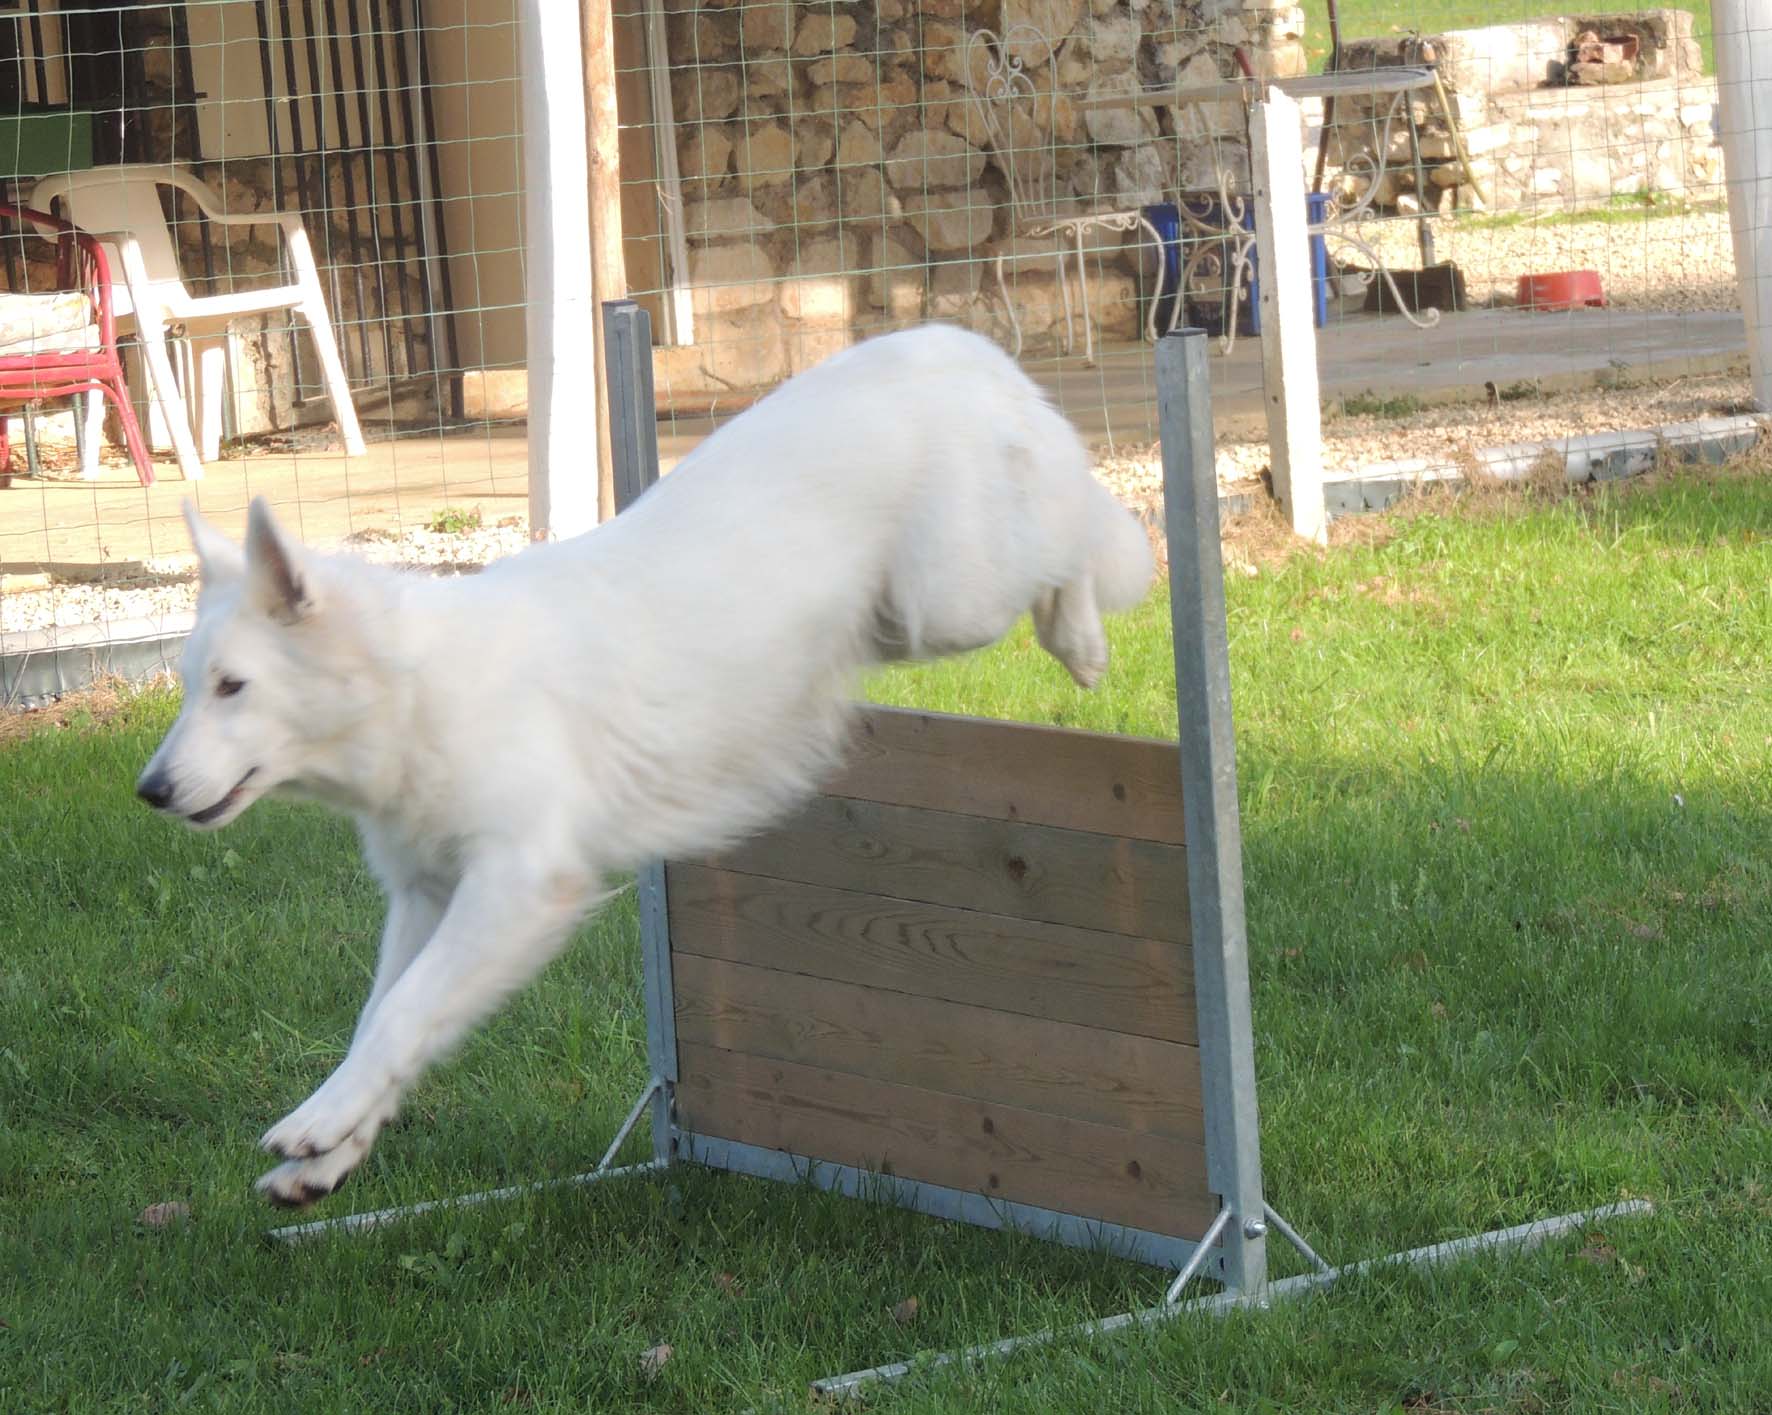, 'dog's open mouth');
188,768,258,825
